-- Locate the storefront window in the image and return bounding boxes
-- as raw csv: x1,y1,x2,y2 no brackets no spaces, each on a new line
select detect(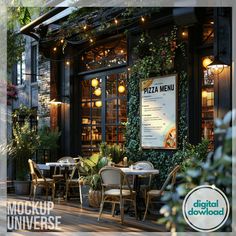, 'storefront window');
201,55,214,150
80,71,127,156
